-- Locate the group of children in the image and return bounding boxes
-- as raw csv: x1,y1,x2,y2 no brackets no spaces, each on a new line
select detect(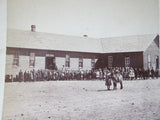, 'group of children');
5,66,159,82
